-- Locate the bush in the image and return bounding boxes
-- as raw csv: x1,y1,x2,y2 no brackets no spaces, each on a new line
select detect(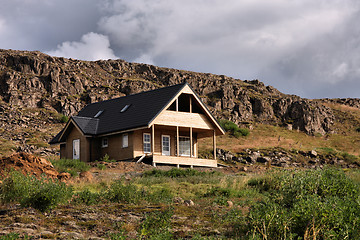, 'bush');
105,180,173,204
140,208,173,239
0,171,73,212
143,168,206,178
203,187,232,197
73,189,102,206
50,158,91,177
218,119,250,137
244,168,360,239
0,233,26,240
59,114,69,123
105,181,140,204
97,163,107,170
356,127,360,132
